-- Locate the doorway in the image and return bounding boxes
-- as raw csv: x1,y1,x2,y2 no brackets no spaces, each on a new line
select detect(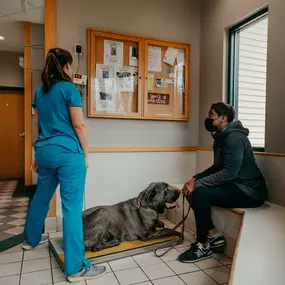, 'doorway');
0,90,25,180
